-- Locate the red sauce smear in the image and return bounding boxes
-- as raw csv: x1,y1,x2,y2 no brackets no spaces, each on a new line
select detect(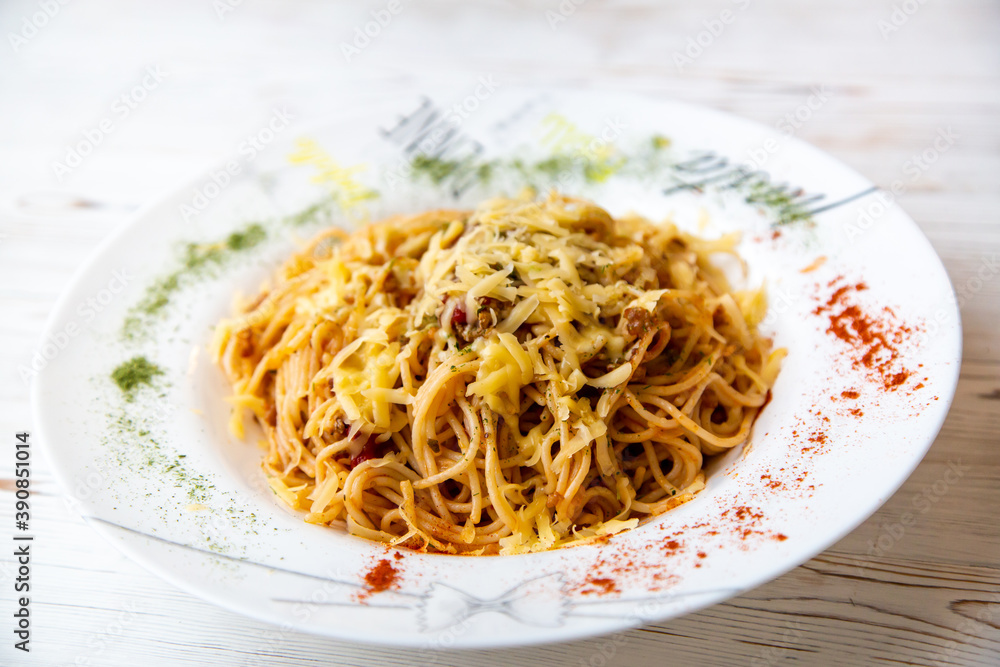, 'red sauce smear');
349,437,379,467
451,301,467,326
